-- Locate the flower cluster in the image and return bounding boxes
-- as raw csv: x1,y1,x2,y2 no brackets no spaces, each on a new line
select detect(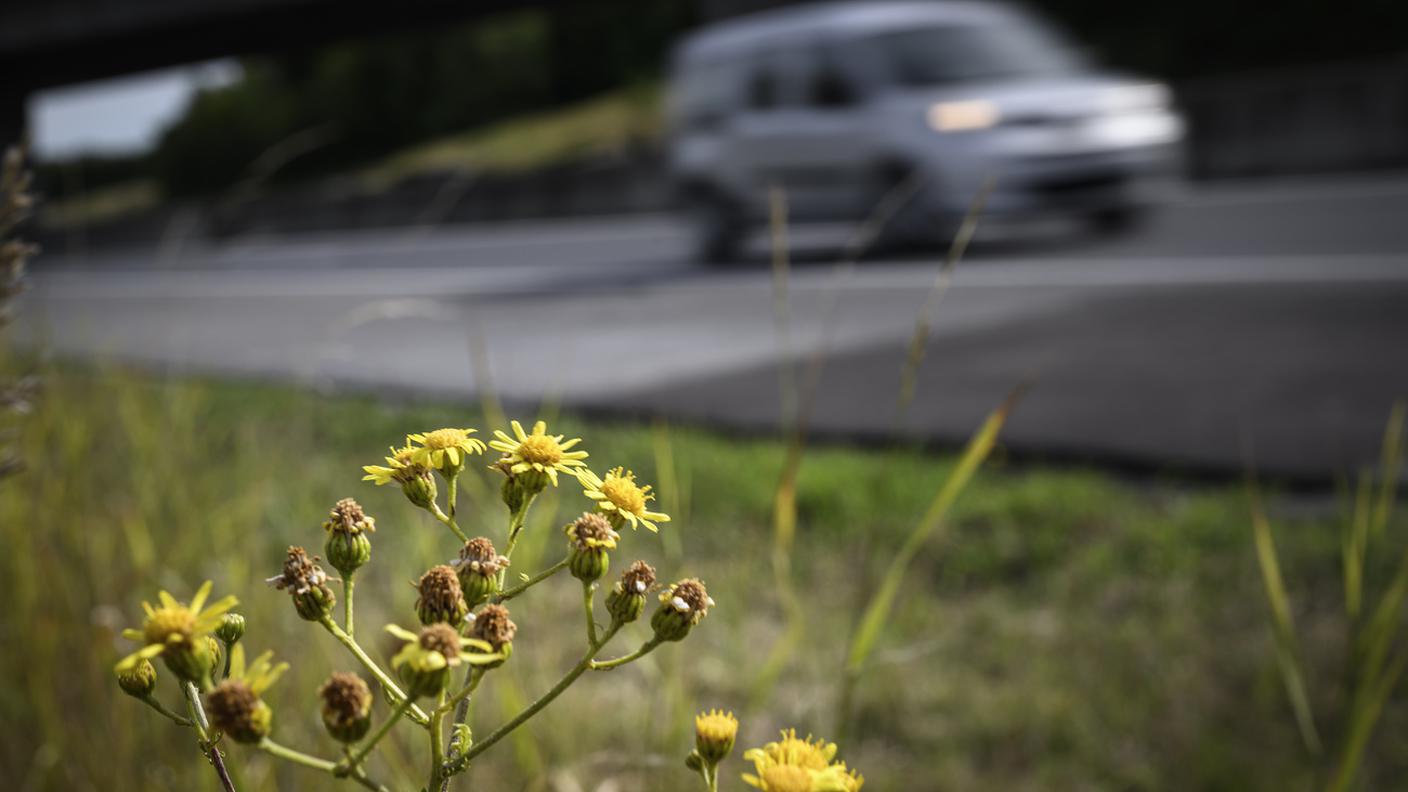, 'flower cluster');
114,419,714,792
